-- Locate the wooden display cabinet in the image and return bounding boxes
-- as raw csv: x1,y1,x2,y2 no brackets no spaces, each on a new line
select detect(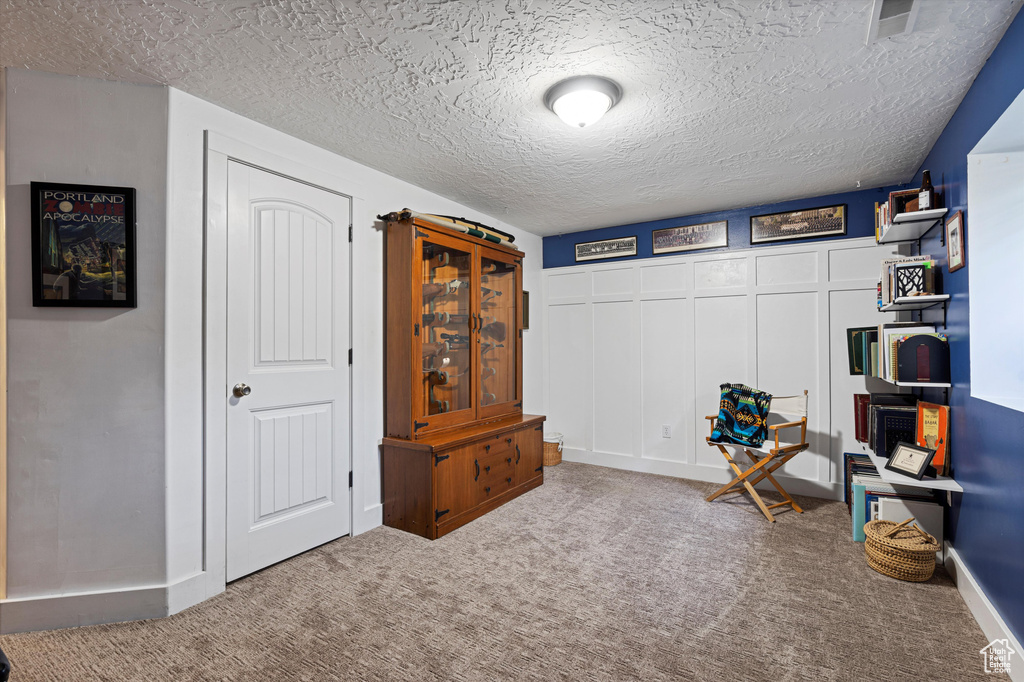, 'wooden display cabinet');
381,212,544,539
